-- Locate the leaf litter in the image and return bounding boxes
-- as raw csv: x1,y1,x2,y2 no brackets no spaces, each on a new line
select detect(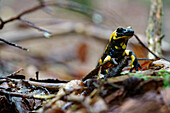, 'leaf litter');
0,58,169,113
